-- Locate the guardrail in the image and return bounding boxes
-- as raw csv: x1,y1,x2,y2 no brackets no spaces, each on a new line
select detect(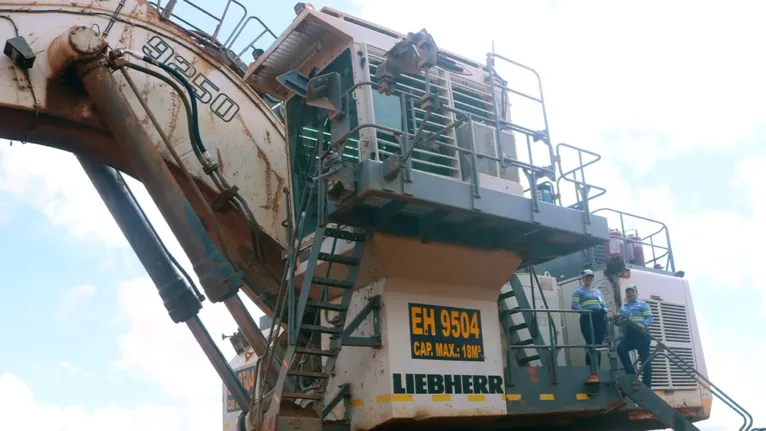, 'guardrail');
505,307,608,385
486,52,555,175
556,143,607,219
150,0,277,62
619,317,753,431
592,208,676,272
329,74,612,224
329,80,557,204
